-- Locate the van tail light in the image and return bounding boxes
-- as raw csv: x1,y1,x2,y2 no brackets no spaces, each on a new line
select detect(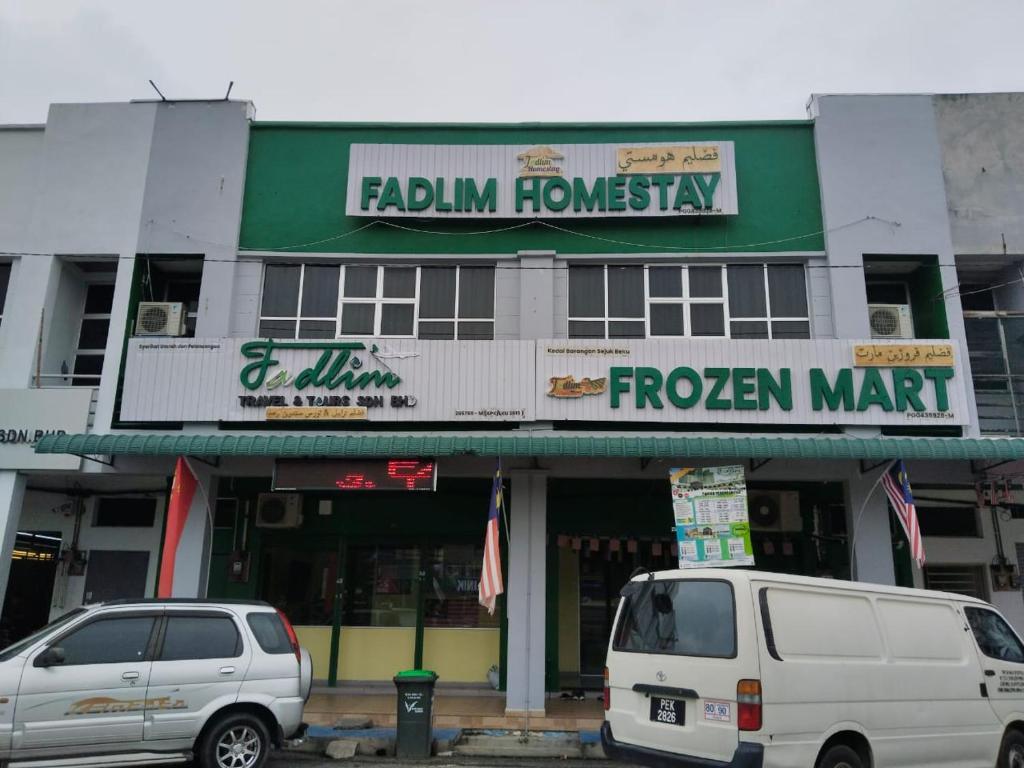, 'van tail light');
276,608,302,664
603,667,610,711
736,679,762,731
